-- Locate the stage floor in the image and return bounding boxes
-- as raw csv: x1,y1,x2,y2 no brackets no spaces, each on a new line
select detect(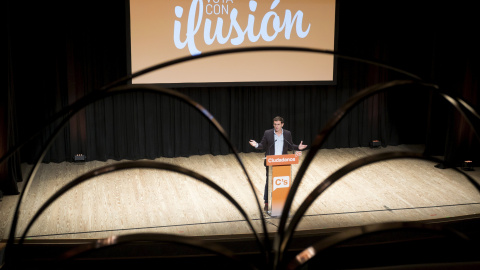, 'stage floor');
1,145,480,241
